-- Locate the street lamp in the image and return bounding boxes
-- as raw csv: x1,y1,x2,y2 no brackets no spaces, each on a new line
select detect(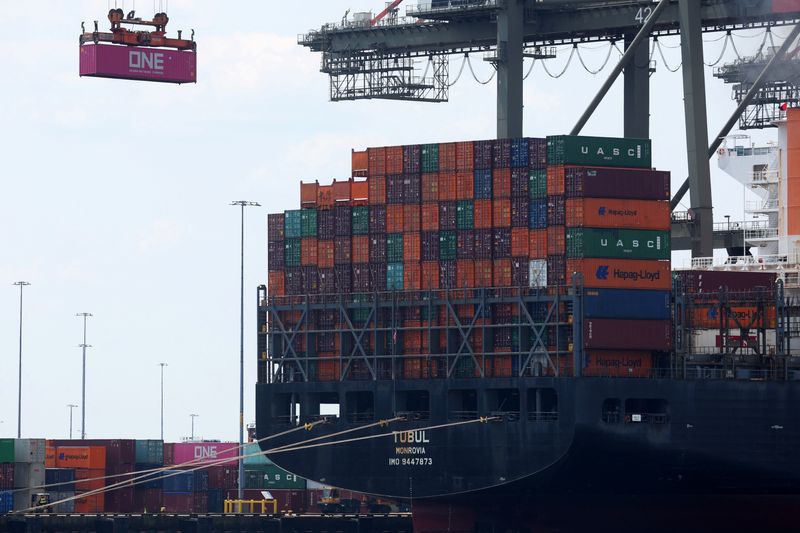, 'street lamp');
67,404,78,439
76,313,93,439
13,281,30,439
190,414,198,441
158,363,168,441
230,200,260,500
